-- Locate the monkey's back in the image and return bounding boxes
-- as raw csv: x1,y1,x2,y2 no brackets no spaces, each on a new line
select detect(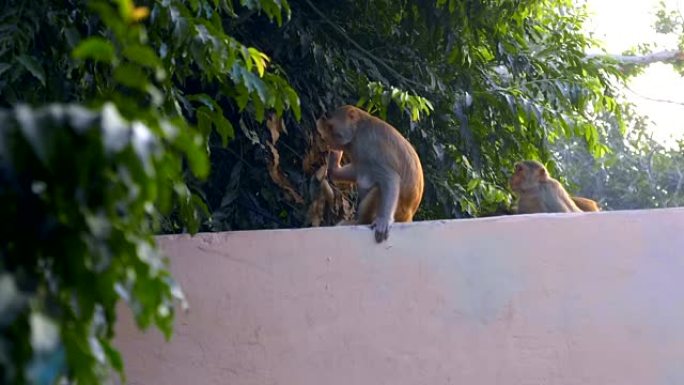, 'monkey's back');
356,116,424,220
